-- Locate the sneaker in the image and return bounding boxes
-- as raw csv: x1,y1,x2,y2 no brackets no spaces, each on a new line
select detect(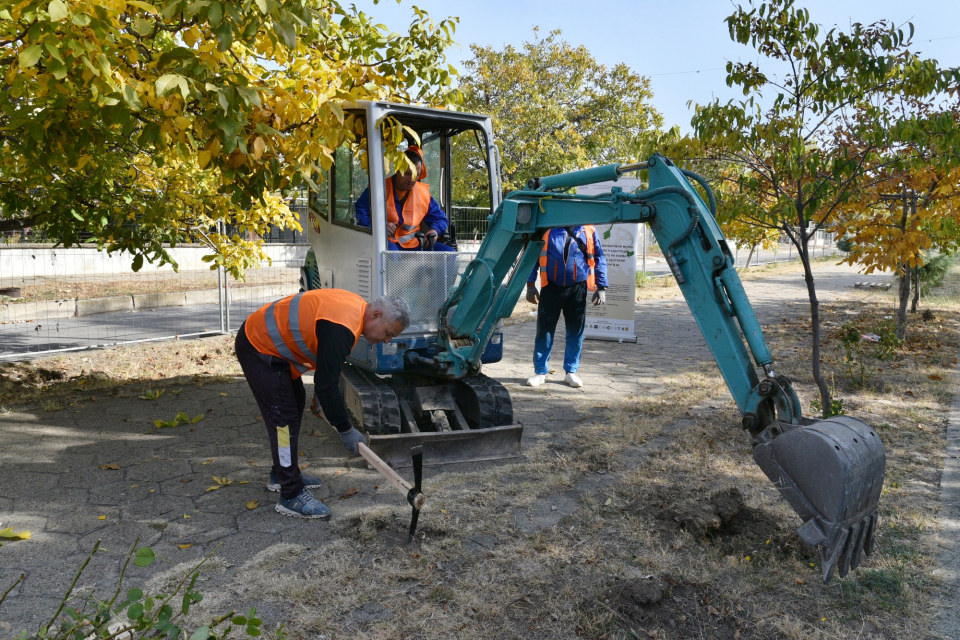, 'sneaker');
275,487,331,519
564,372,583,388
526,374,546,387
267,470,322,493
